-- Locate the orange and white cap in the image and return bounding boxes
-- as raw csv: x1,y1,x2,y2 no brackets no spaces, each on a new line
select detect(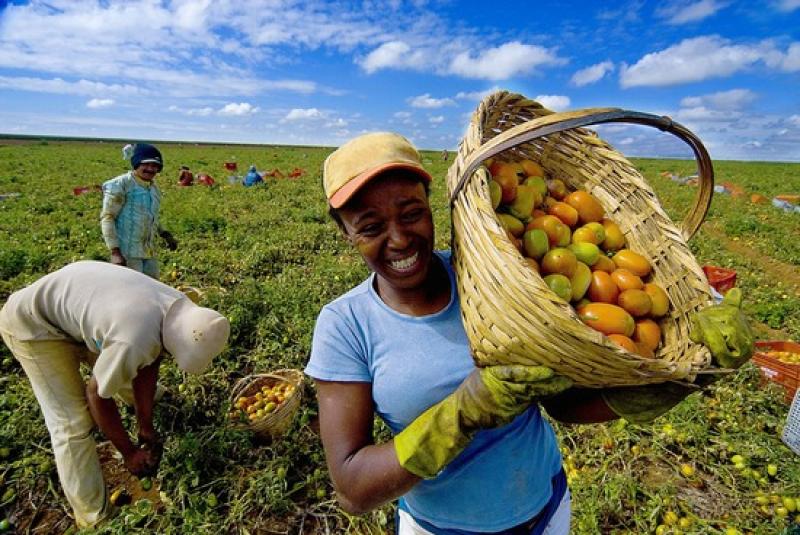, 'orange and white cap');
323,132,432,209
